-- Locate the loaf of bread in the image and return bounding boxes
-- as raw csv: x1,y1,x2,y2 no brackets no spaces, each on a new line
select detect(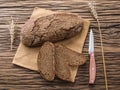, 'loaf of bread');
37,42,55,81
21,13,83,47
37,42,86,82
